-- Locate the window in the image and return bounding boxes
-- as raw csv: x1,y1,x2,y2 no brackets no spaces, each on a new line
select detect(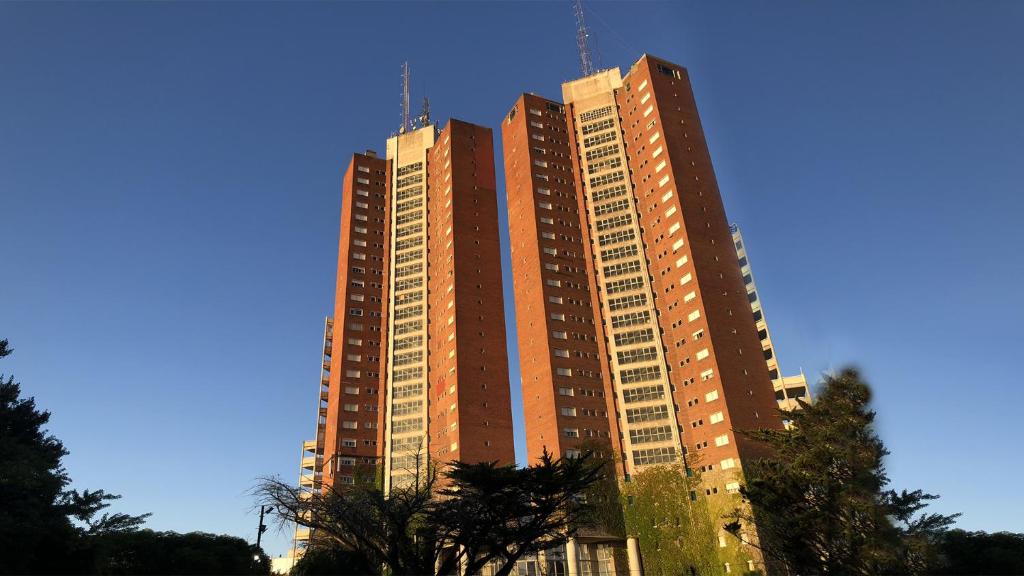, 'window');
696,348,709,361
558,387,574,396
710,411,724,424
556,368,572,377
560,407,577,417
626,404,669,423
622,385,665,404
563,428,580,438
554,348,570,358
705,390,719,402
687,310,701,322
714,434,729,447
720,458,736,470
629,425,673,444
684,291,696,303
633,446,676,466
552,331,568,340
700,369,715,382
